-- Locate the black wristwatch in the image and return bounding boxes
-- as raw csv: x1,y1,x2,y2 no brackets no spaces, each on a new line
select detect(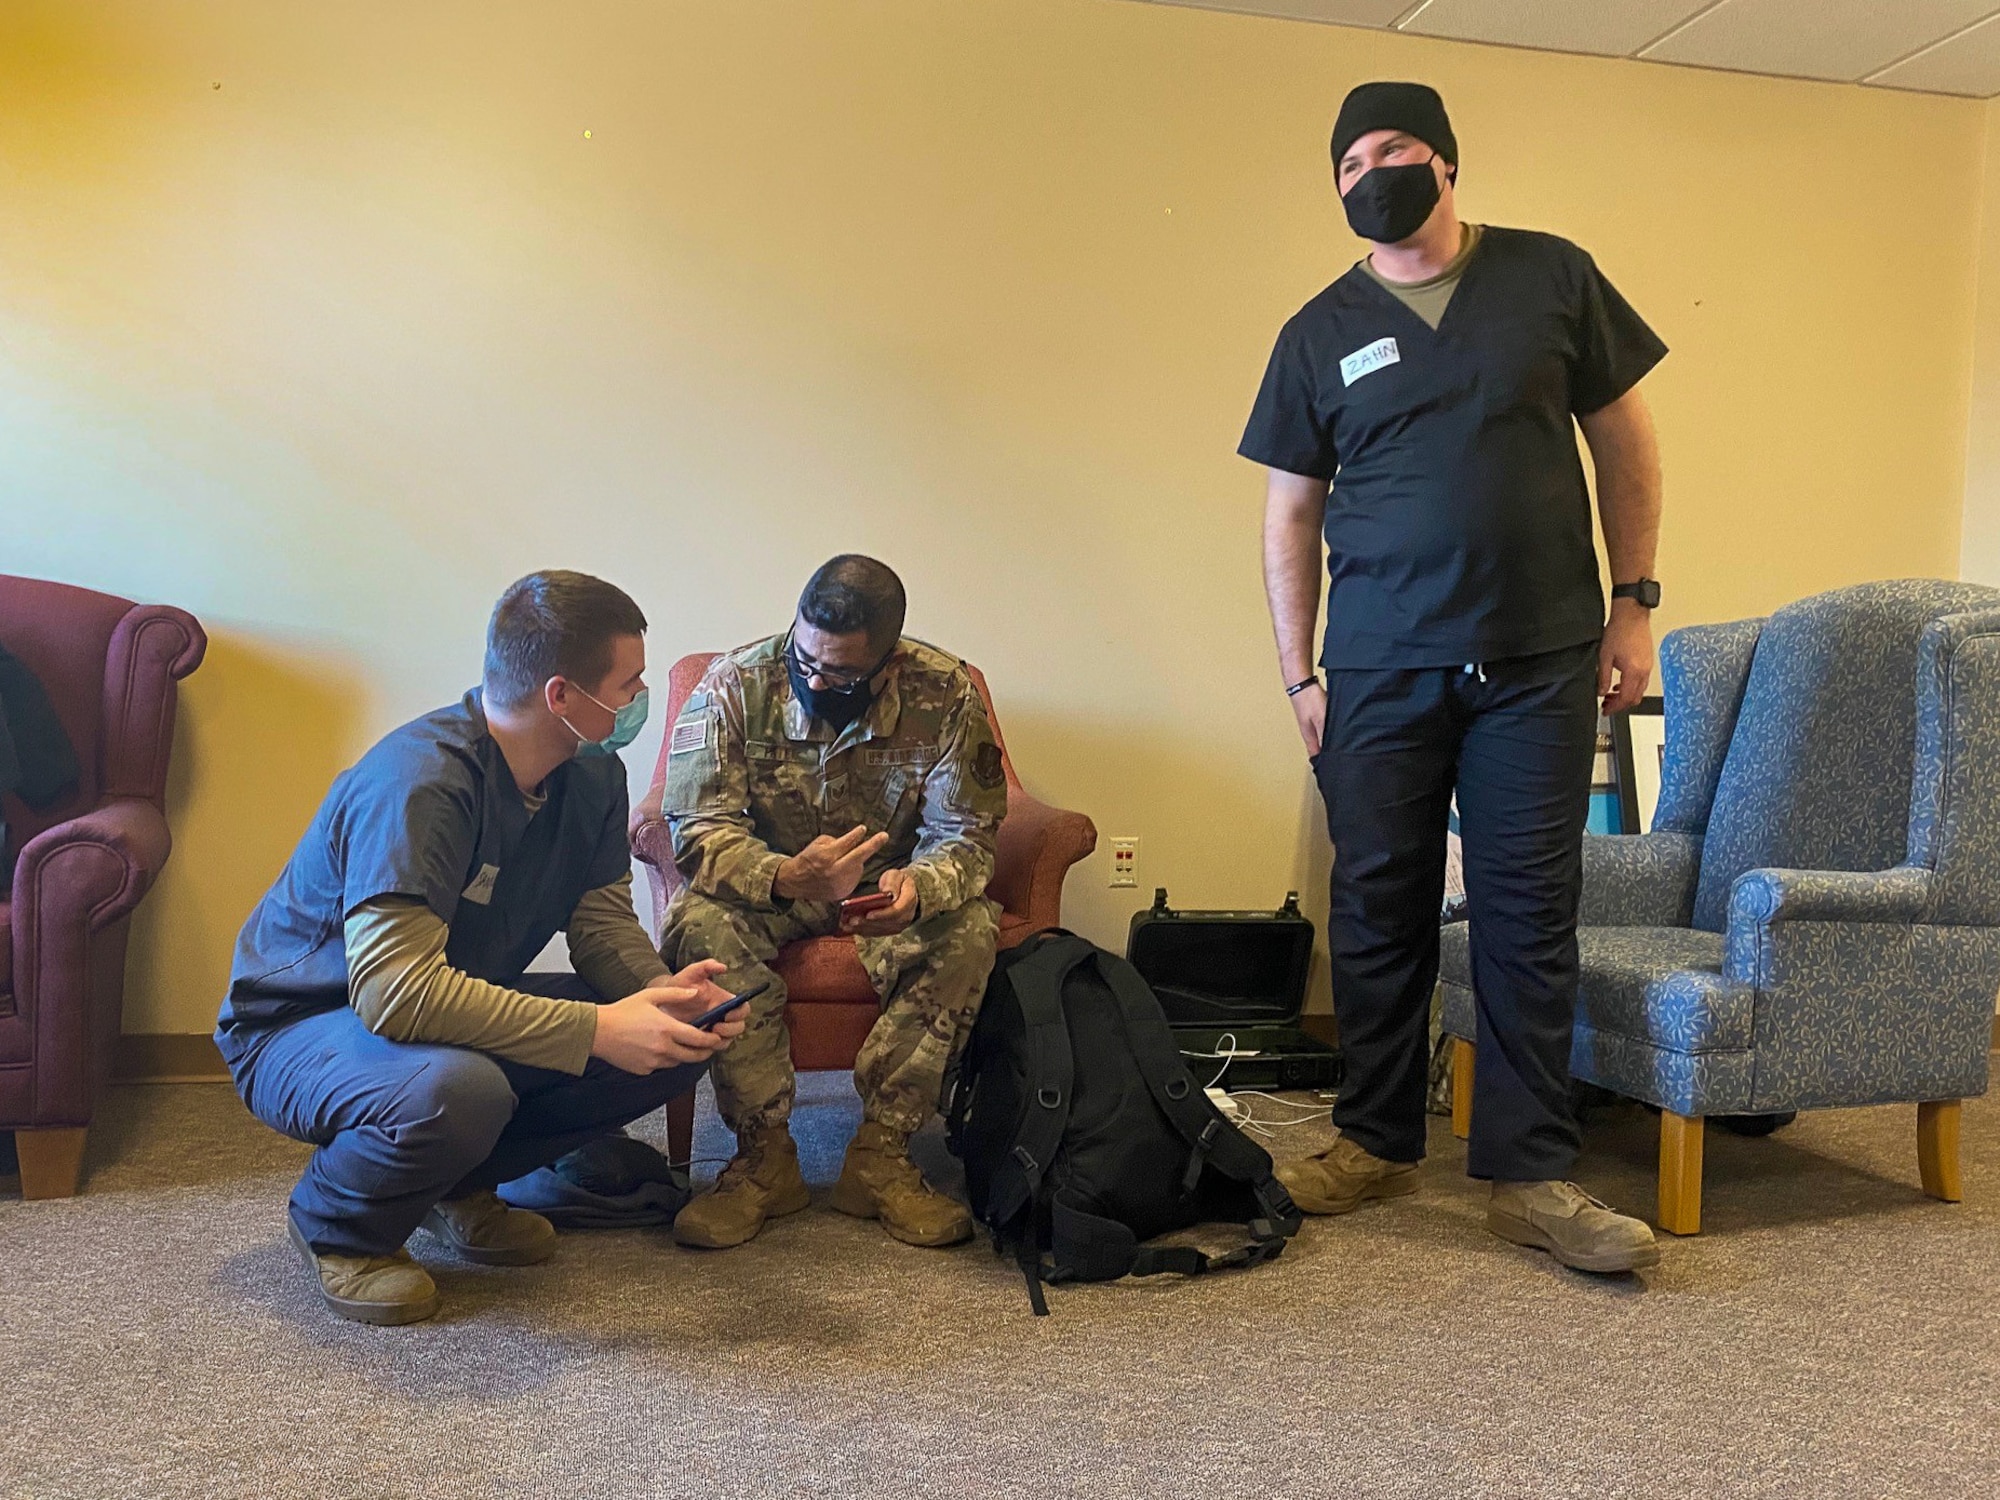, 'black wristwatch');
1612,578,1662,609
